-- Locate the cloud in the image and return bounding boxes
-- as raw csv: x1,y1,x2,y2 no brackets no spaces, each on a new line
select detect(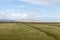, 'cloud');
0,10,60,22
18,0,60,6
0,12,6,18
17,4,26,8
0,11,27,19
6,12,28,20
0,11,40,20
